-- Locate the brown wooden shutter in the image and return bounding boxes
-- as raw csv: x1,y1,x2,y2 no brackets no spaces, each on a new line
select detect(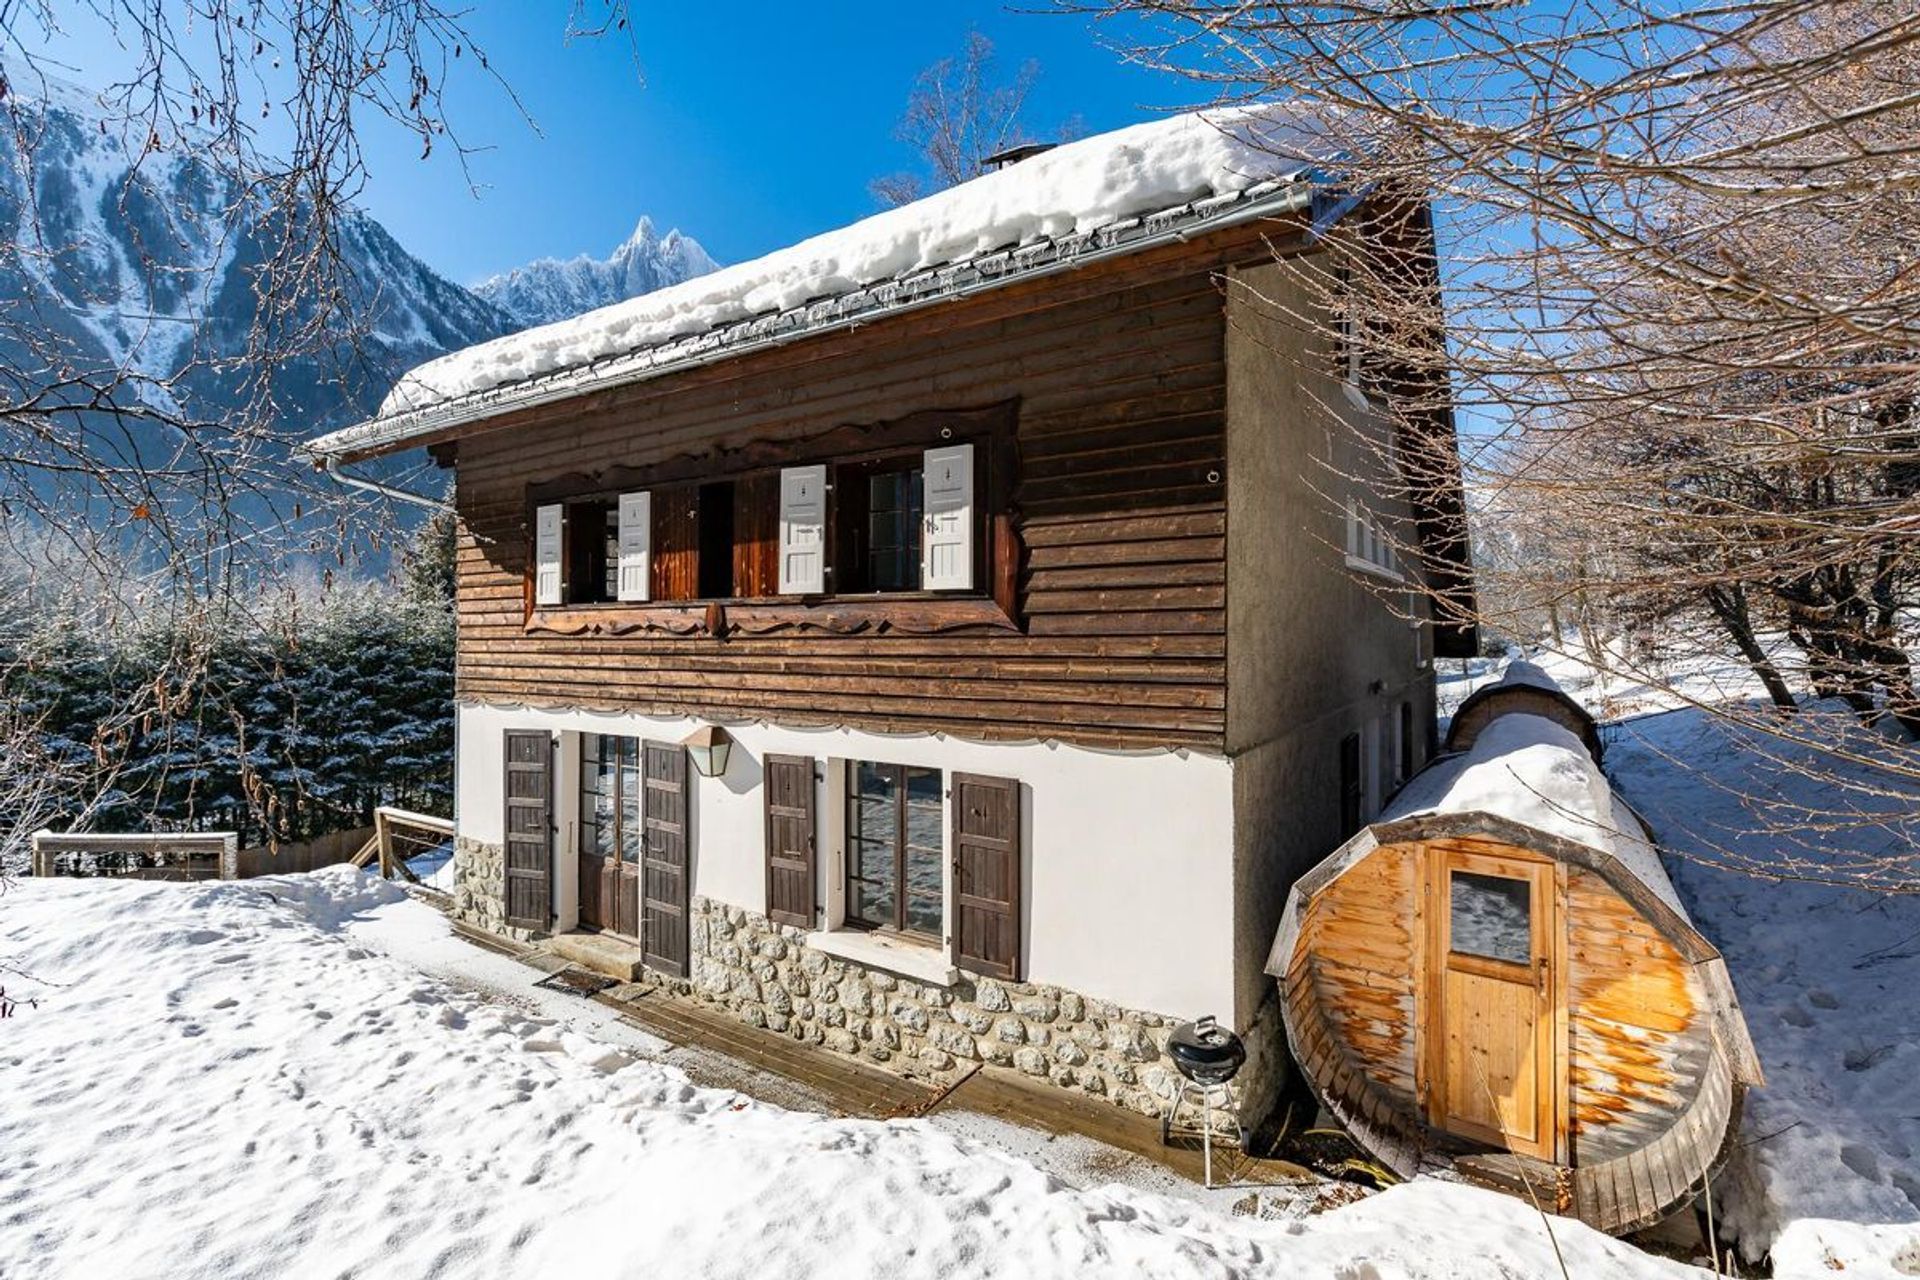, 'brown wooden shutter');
640,740,691,978
732,473,781,598
763,755,816,928
651,485,700,602
503,730,553,930
950,772,1021,980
